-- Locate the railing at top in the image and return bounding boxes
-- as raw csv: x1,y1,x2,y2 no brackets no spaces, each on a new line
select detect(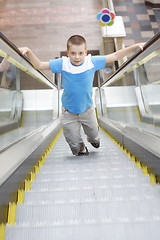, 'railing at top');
0,32,57,89
101,31,160,87
99,30,160,138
